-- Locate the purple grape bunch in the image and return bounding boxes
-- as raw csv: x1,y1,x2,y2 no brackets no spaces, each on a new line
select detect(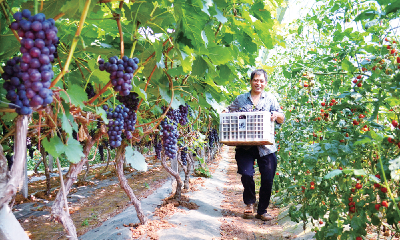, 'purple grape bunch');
98,56,139,96
161,105,188,125
123,109,137,140
116,92,140,111
85,82,96,99
103,103,137,148
4,9,57,114
99,144,104,161
161,106,180,123
154,135,162,160
1,57,30,114
160,118,179,159
103,104,125,148
208,128,219,147
180,146,187,166
178,104,189,125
